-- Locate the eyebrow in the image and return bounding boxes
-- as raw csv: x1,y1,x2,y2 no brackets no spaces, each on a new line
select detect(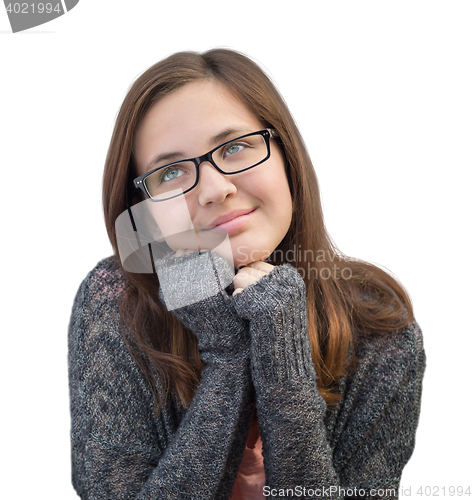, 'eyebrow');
145,127,254,172
211,127,251,147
